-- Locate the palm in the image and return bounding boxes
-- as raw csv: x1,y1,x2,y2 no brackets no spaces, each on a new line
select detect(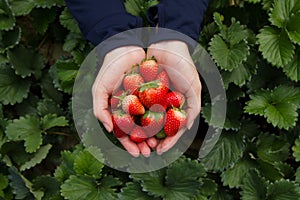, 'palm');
147,41,202,154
